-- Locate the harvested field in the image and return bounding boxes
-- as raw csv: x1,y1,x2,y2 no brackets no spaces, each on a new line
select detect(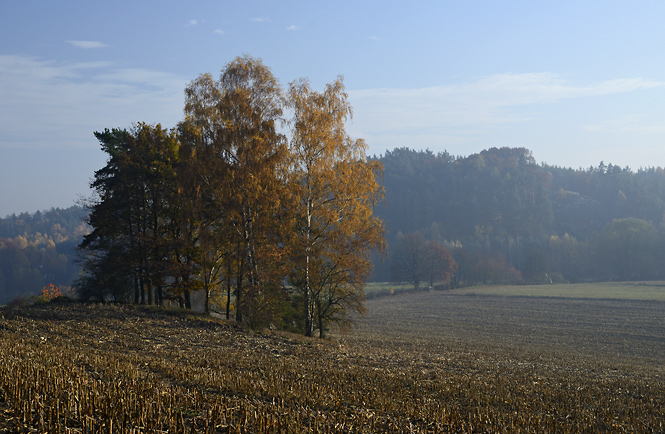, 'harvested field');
0,291,664,433
352,291,665,364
